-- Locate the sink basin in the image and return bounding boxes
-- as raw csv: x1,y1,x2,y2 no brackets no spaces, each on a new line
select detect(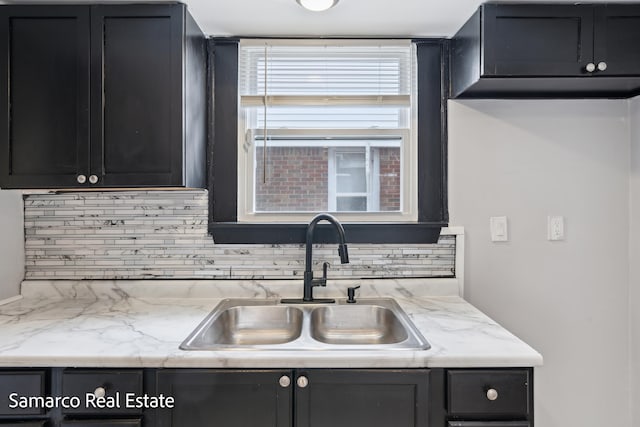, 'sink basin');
181,303,303,349
180,298,429,351
310,305,408,345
